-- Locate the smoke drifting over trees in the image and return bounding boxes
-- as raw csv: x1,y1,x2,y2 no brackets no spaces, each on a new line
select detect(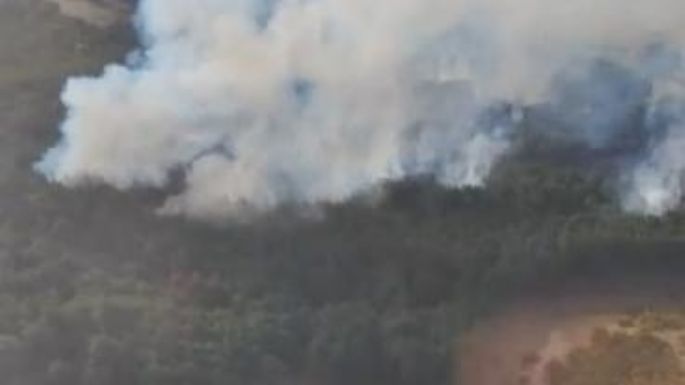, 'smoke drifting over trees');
3,3,685,385
33,0,685,218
